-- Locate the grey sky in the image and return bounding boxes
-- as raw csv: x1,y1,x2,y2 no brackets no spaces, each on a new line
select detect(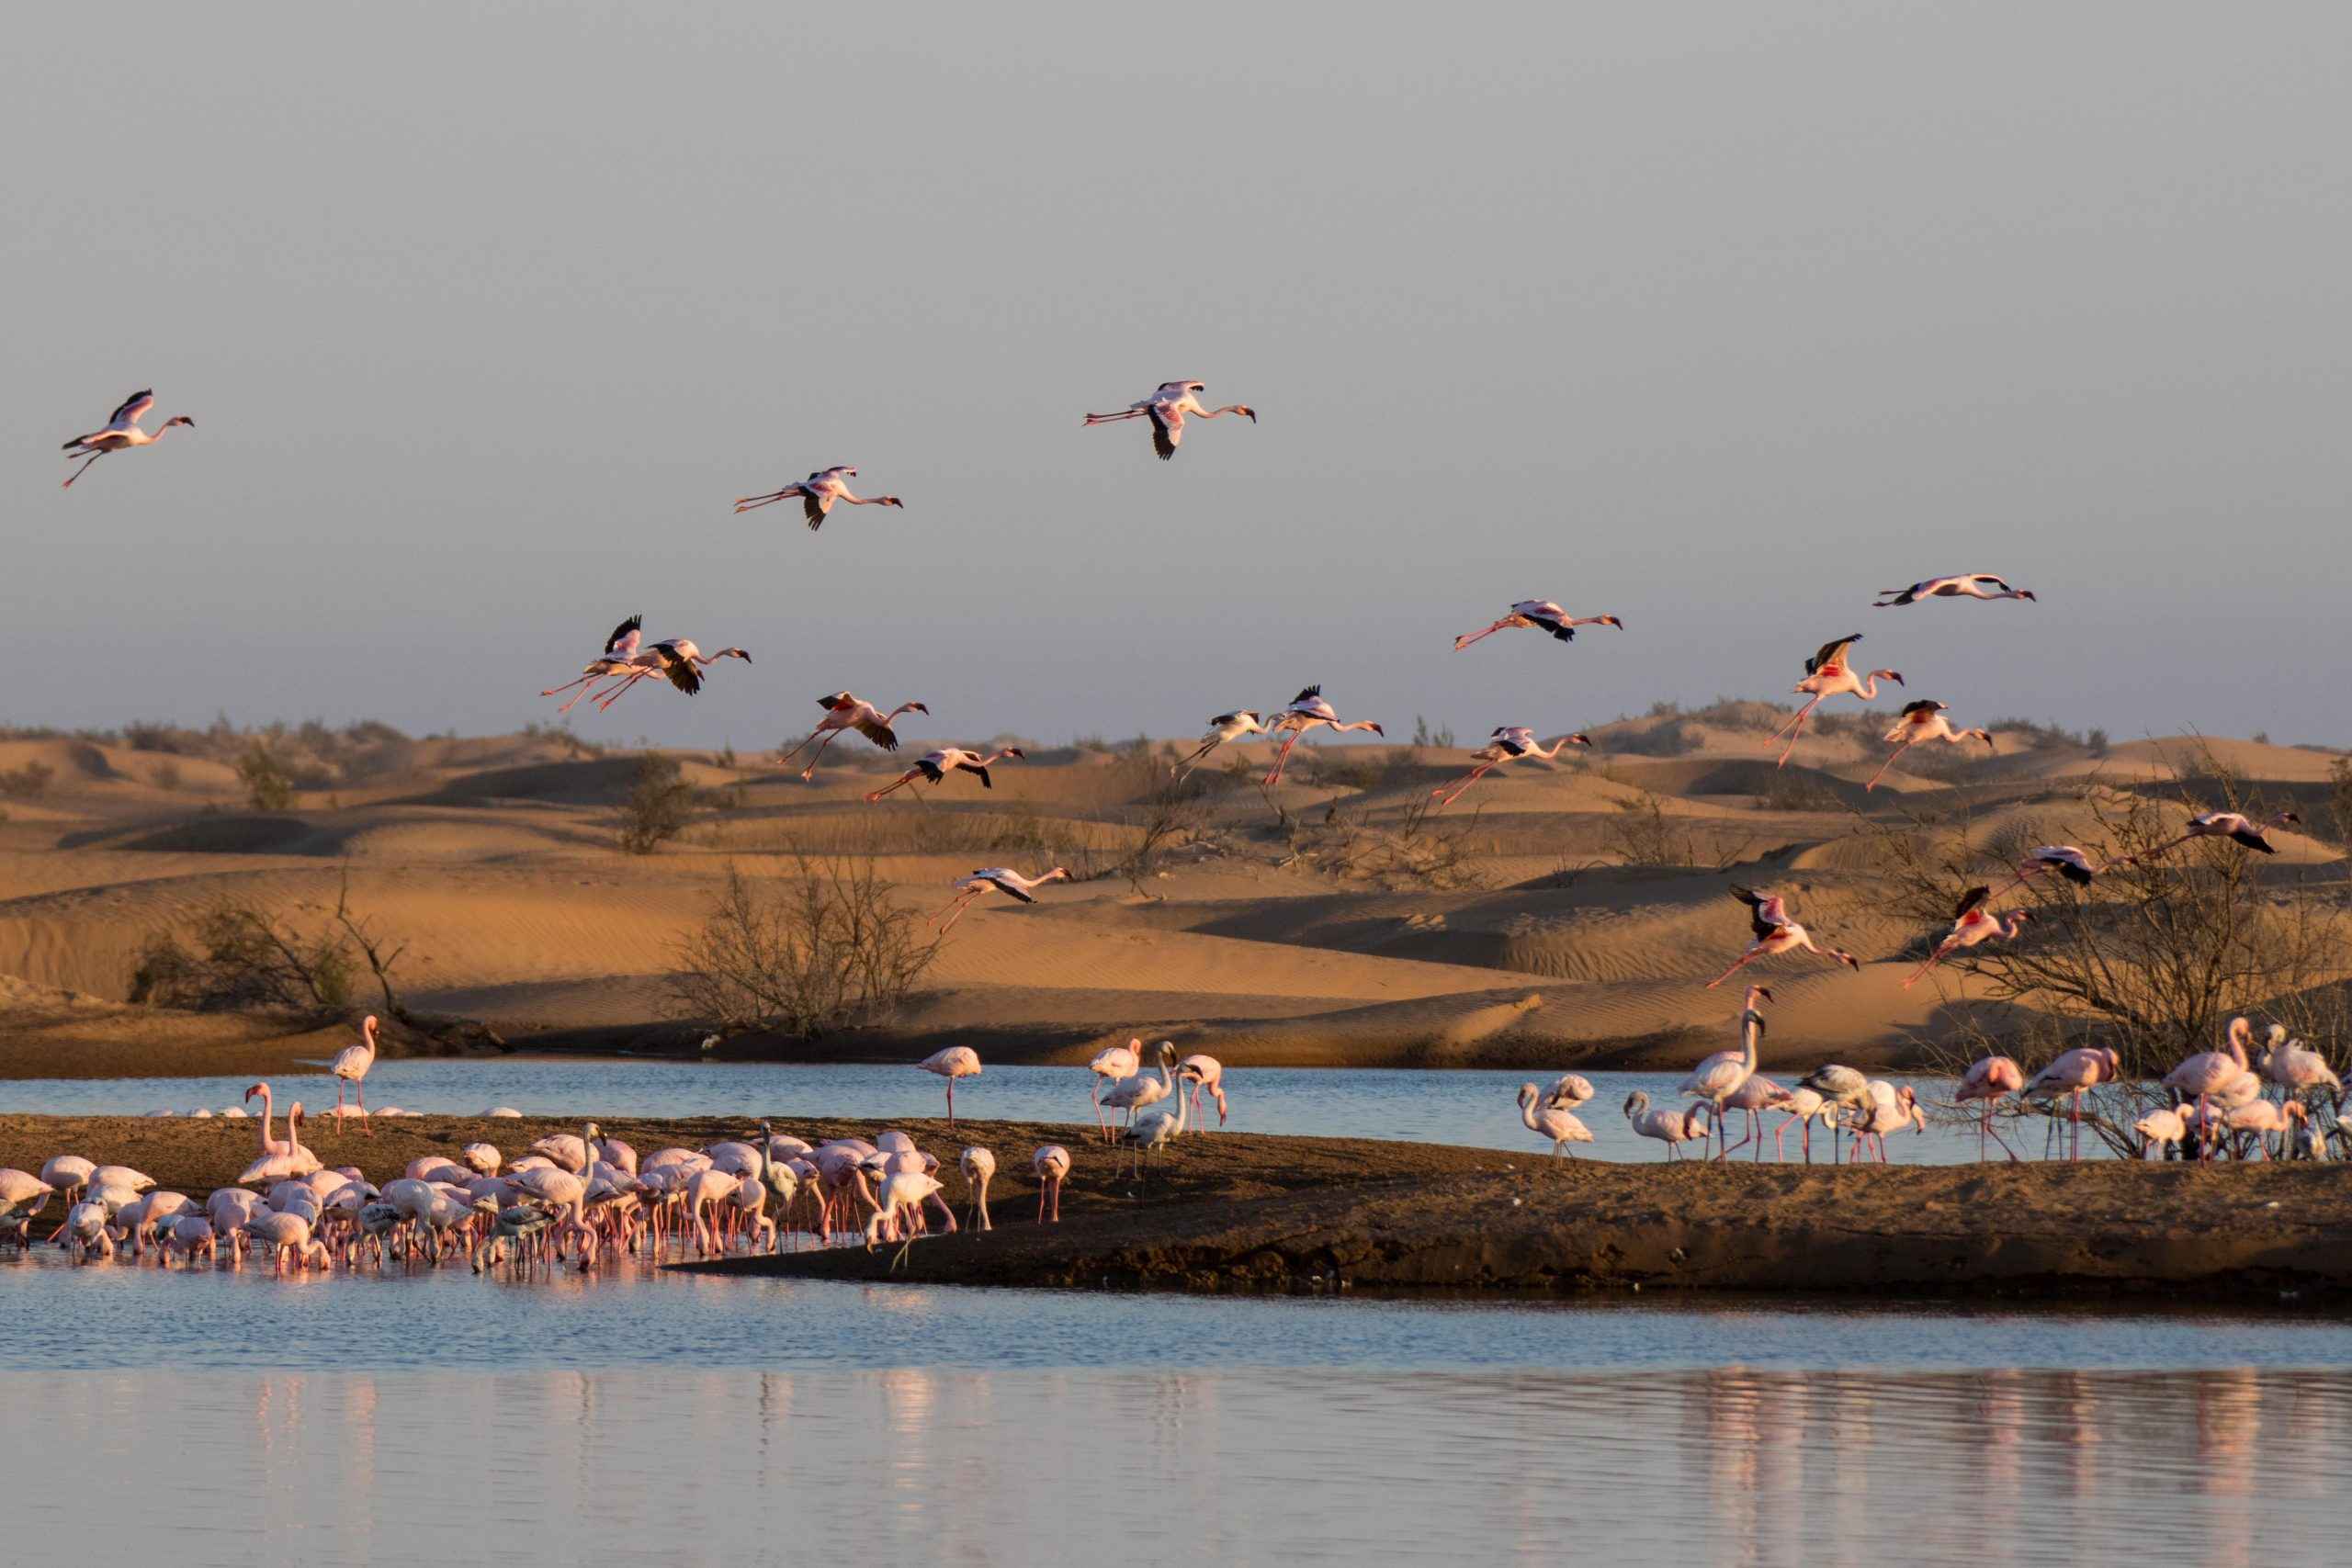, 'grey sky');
7,4,2347,750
